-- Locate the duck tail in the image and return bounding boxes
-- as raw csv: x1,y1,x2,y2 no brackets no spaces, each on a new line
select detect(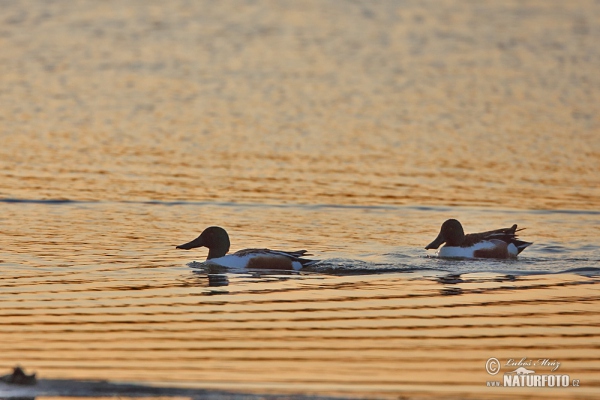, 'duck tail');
514,240,533,254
